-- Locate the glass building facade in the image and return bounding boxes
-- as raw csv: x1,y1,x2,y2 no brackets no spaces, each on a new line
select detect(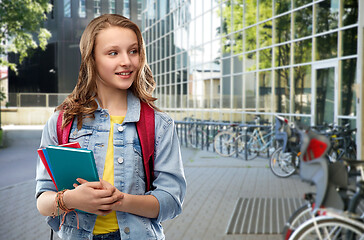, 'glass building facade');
141,0,361,128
